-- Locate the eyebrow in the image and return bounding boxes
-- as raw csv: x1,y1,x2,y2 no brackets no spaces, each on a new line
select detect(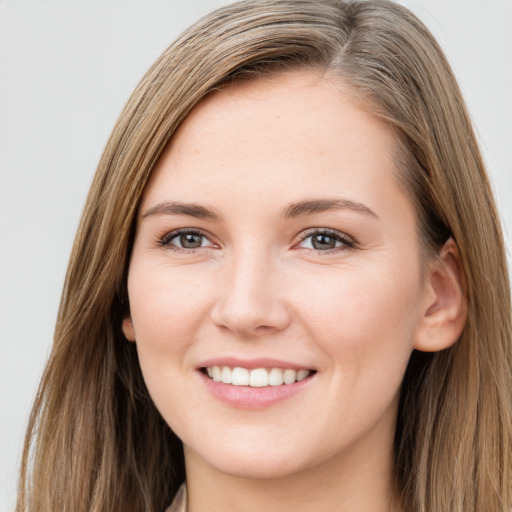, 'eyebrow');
140,197,377,222
283,198,378,219
141,201,221,221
